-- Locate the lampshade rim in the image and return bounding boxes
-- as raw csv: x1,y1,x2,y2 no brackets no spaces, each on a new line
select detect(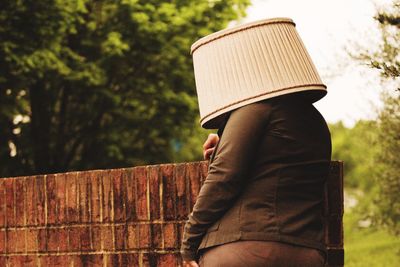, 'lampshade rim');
191,17,295,54
199,85,327,129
